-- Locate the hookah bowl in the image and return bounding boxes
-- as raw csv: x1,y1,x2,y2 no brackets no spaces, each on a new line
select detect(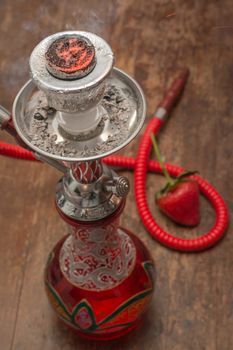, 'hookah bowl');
5,31,155,340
